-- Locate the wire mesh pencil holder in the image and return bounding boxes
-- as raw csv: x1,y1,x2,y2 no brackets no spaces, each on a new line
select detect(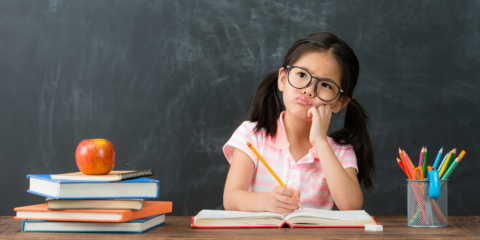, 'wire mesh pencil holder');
407,179,448,227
